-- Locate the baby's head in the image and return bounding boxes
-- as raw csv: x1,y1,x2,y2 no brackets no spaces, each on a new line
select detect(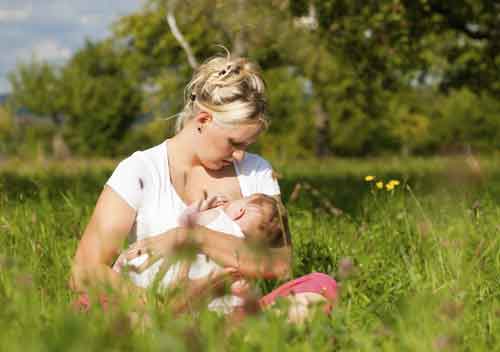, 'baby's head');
224,193,284,245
